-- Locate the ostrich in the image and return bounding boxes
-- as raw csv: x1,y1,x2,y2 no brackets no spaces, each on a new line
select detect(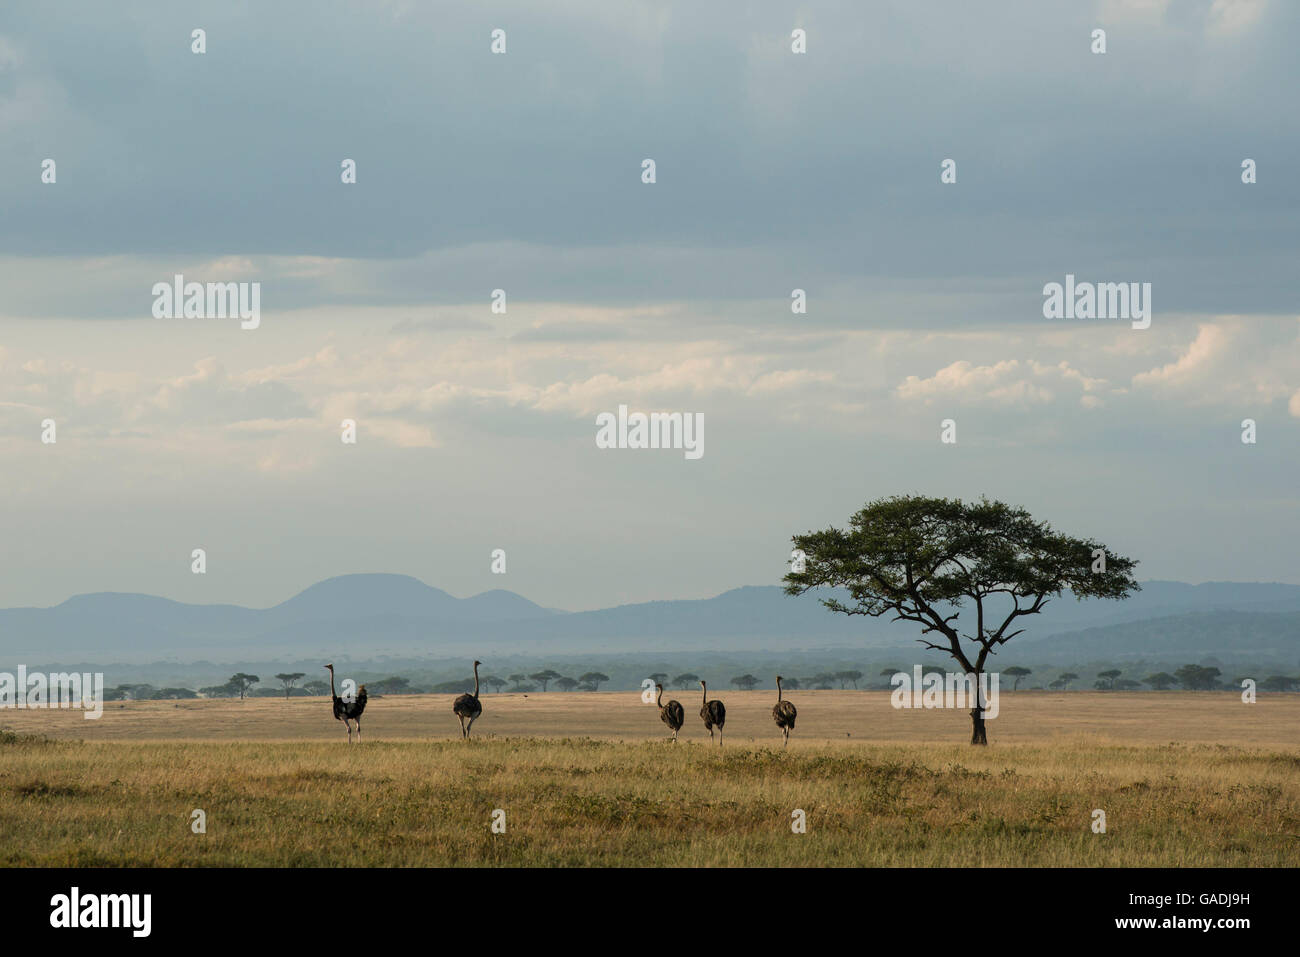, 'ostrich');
453,660,483,739
656,684,685,742
325,663,367,743
699,680,726,745
772,675,797,747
